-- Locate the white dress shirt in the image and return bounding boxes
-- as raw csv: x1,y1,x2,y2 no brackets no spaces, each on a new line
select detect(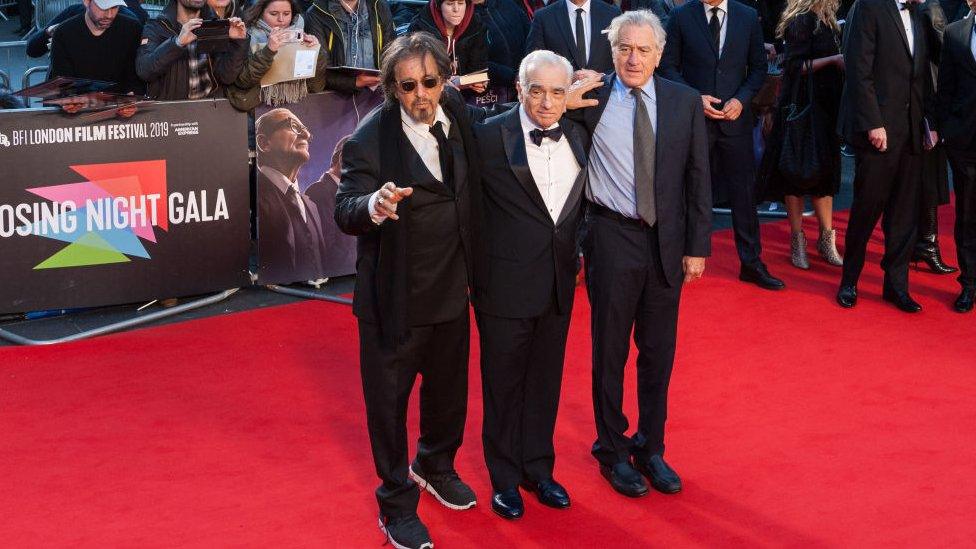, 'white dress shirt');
567,0,592,60
519,106,581,222
260,165,307,222
896,0,915,56
369,105,452,223
704,0,729,55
